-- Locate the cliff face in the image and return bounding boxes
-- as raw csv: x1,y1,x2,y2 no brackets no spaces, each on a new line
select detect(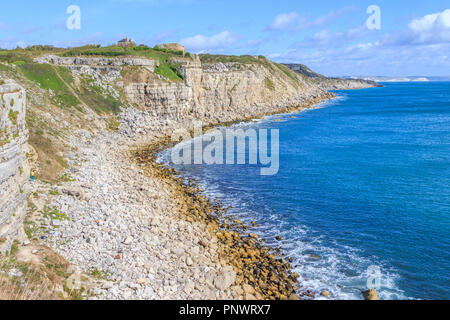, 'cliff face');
314,77,381,90
123,56,328,124
36,54,378,128
284,63,381,90
282,63,324,78
35,55,155,70
0,80,29,253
